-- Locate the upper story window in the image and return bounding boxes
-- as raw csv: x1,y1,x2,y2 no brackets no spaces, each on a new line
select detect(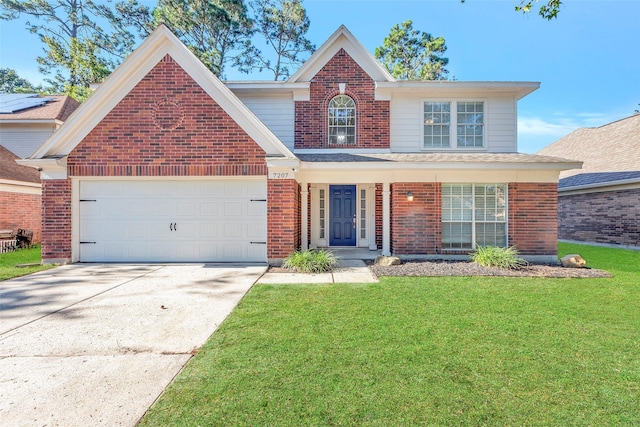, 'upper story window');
328,95,356,145
423,101,484,149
